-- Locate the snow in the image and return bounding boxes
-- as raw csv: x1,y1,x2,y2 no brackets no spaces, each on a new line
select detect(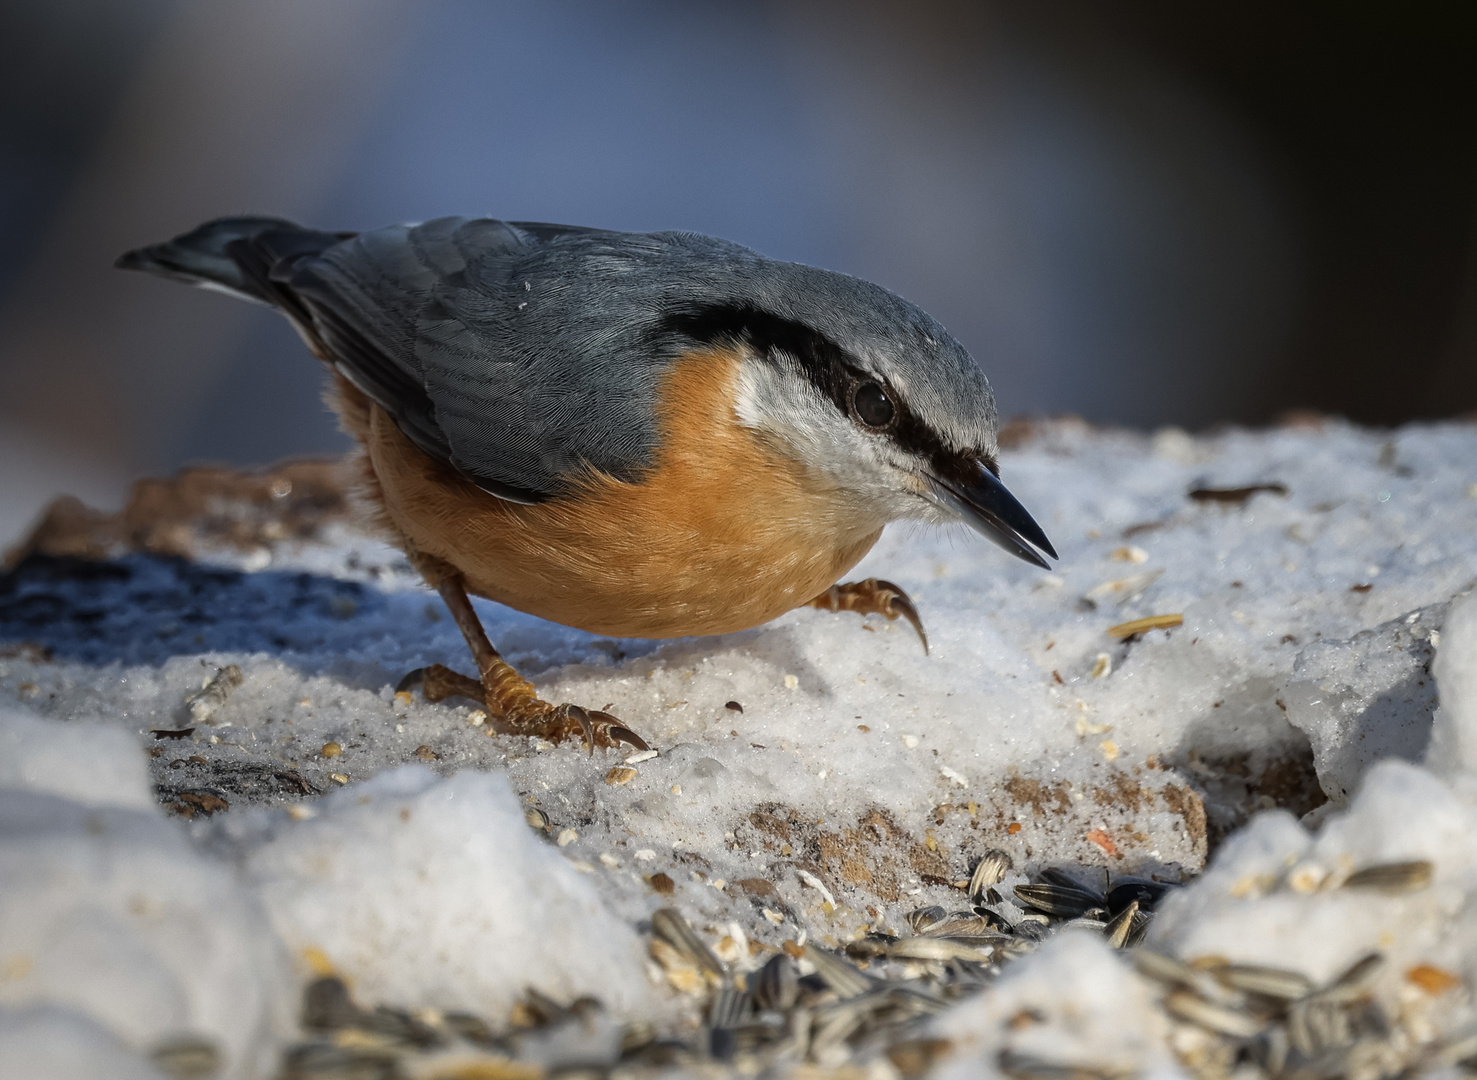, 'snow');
0,707,156,811
0,784,291,1079
2,416,1476,1075
236,764,662,1022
